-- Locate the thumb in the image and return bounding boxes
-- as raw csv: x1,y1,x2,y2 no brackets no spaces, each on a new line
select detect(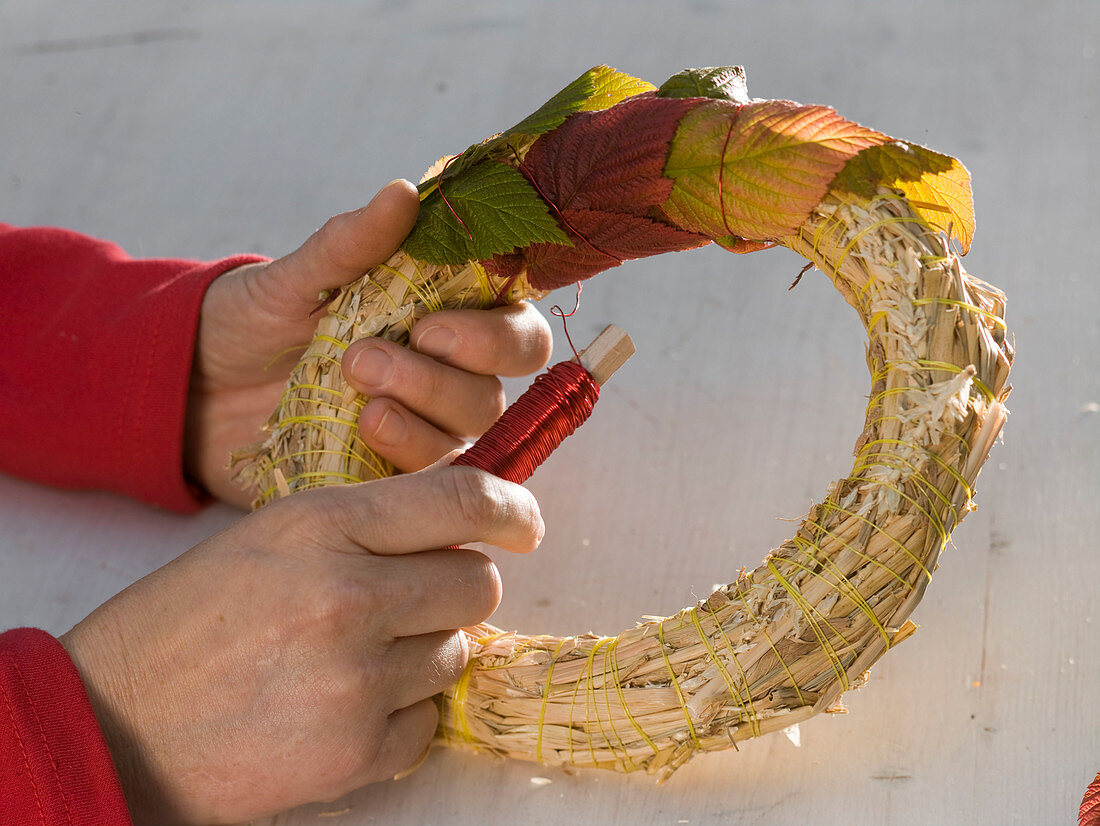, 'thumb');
263,178,420,310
